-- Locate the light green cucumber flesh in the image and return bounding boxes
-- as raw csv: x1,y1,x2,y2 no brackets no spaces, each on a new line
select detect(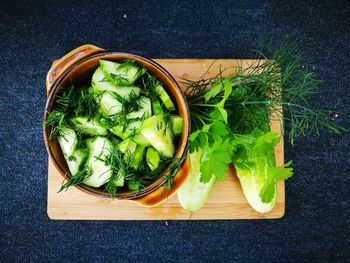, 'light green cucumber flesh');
83,137,113,188
155,84,175,111
170,115,183,136
146,147,160,171
100,60,146,86
130,145,146,169
70,116,107,136
110,120,142,140
140,114,175,158
178,149,216,212
126,96,152,120
57,128,77,157
66,149,88,176
92,67,141,100
151,100,163,115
